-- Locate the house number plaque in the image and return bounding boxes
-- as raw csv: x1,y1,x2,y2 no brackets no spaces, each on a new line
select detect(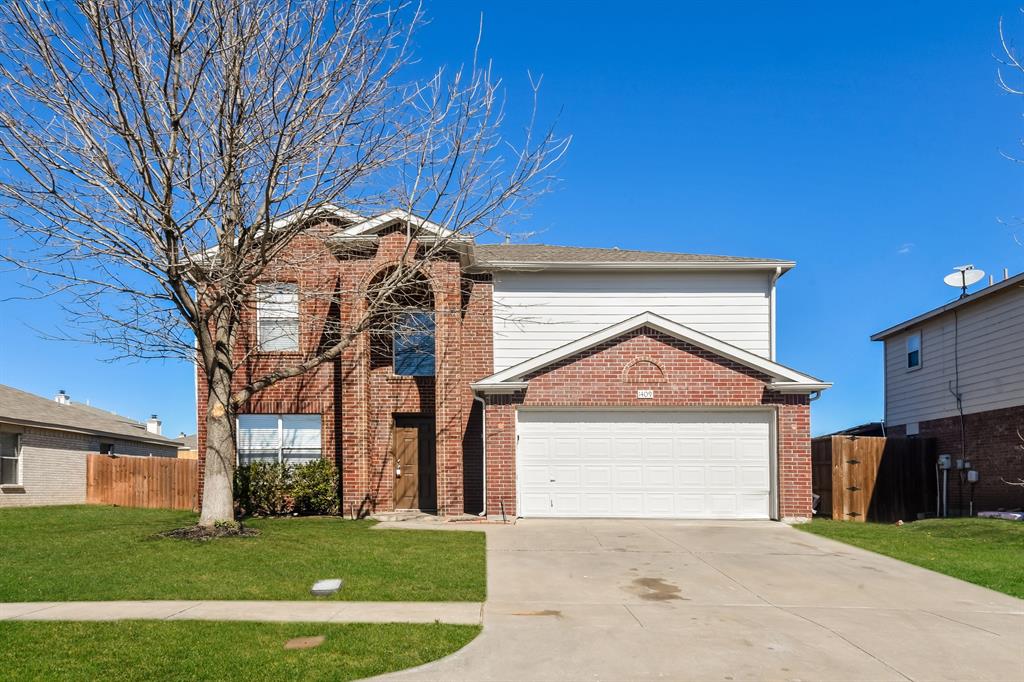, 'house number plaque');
636,389,654,399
